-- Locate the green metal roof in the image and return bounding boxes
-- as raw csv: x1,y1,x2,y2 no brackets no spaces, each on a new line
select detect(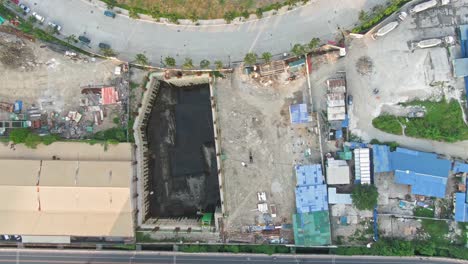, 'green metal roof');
201,213,213,225
293,211,331,246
